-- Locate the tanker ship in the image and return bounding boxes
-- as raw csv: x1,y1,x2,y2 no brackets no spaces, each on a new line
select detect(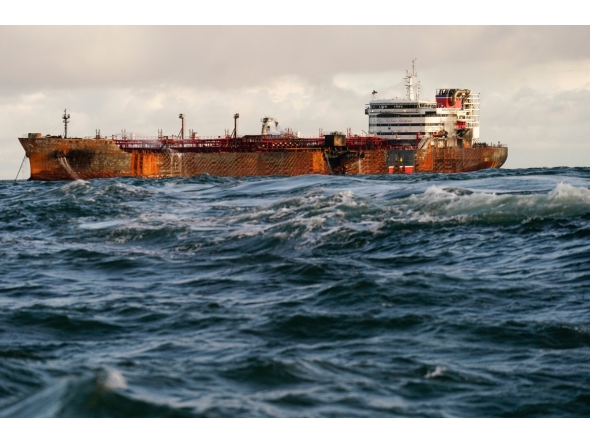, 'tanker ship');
18,62,507,181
